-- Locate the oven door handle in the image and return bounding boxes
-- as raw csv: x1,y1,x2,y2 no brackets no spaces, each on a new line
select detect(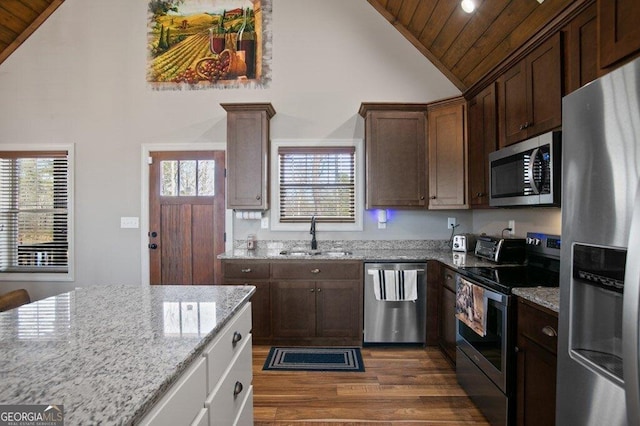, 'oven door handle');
458,275,508,305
